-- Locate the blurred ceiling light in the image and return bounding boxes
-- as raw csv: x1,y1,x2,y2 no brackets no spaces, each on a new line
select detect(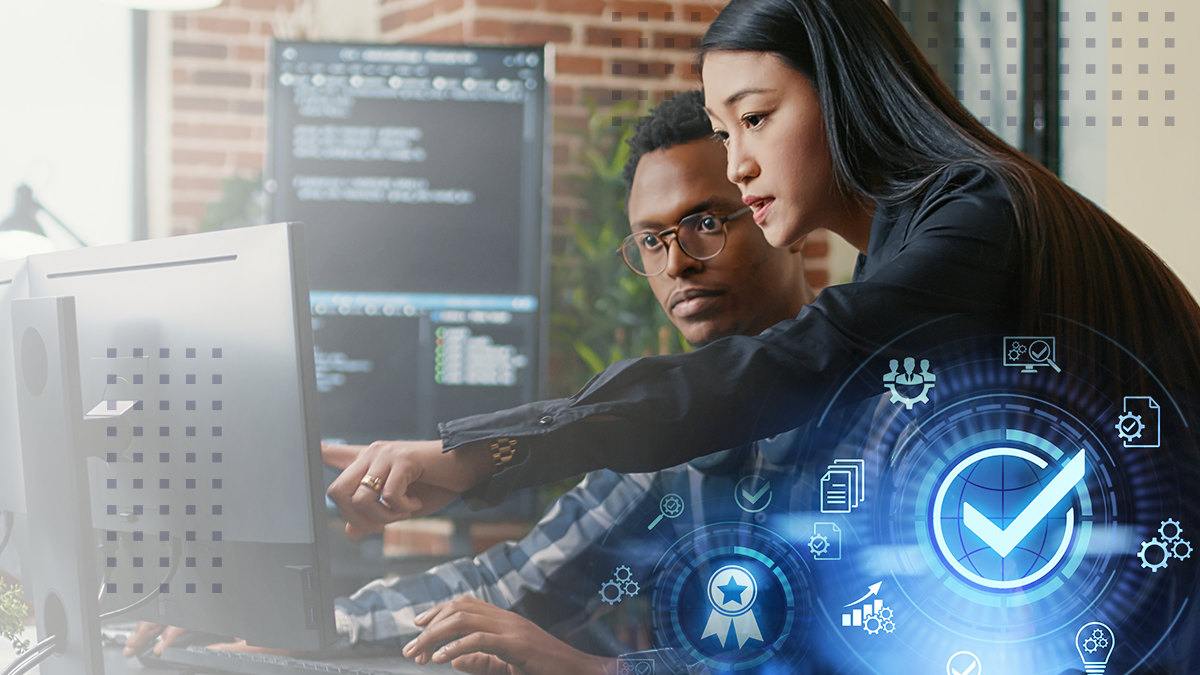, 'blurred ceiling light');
99,0,224,9
0,185,88,262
